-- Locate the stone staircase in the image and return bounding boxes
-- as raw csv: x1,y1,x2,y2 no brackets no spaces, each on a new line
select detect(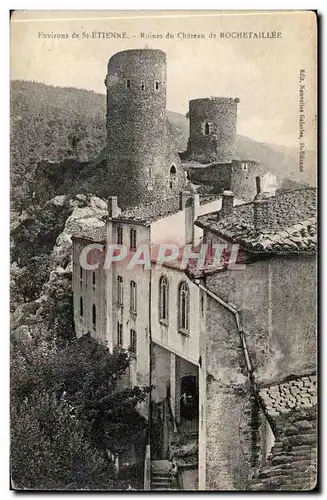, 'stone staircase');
151,460,173,491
